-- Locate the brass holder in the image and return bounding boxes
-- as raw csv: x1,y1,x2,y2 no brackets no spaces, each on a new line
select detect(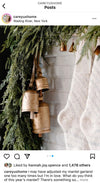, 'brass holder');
60,41,67,51
22,90,39,112
32,102,50,136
